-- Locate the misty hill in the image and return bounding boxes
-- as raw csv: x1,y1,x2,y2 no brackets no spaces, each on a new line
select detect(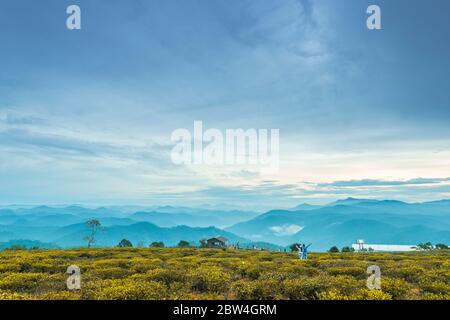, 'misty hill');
0,205,258,248
289,203,322,211
53,222,249,248
0,240,57,250
0,205,259,228
0,221,248,248
226,199,450,251
129,210,258,228
326,197,379,207
1,199,450,251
